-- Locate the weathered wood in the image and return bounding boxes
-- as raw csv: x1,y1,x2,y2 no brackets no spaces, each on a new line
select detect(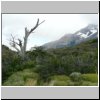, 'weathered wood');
10,19,45,58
